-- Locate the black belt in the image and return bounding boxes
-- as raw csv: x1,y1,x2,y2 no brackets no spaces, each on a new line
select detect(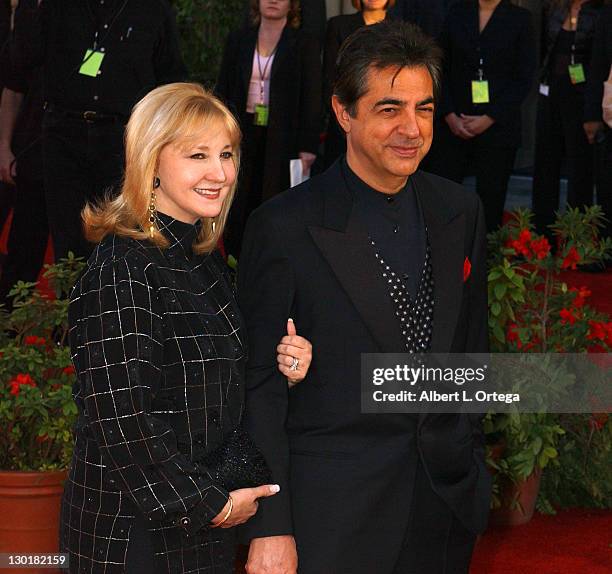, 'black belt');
44,103,125,124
